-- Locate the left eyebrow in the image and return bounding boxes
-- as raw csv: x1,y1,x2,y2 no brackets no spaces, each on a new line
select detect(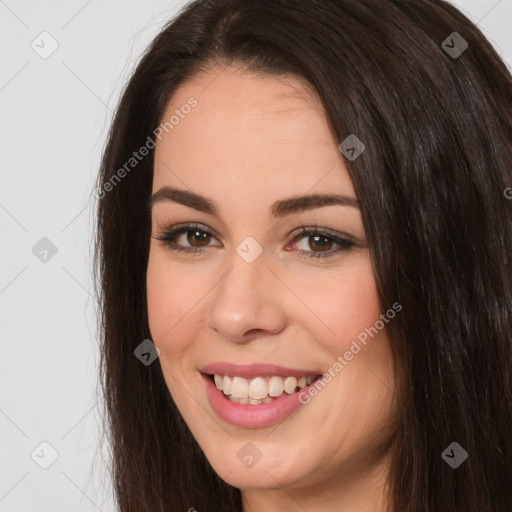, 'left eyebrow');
148,186,359,217
270,192,359,217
